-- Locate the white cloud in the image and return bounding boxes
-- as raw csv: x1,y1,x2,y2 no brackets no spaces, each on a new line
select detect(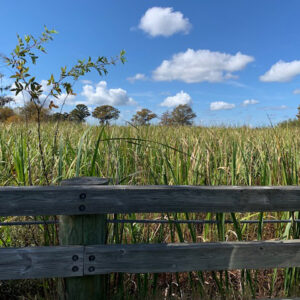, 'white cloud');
10,81,49,106
160,90,192,107
242,99,259,106
260,60,300,82
40,79,51,93
138,7,191,37
153,49,254,83
127,73,147,83
11,89,30,106
293,89,300,94
81,81,136,106
9,80,135,109
210,101,236,111
10,80,75,108
57,93,76,103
